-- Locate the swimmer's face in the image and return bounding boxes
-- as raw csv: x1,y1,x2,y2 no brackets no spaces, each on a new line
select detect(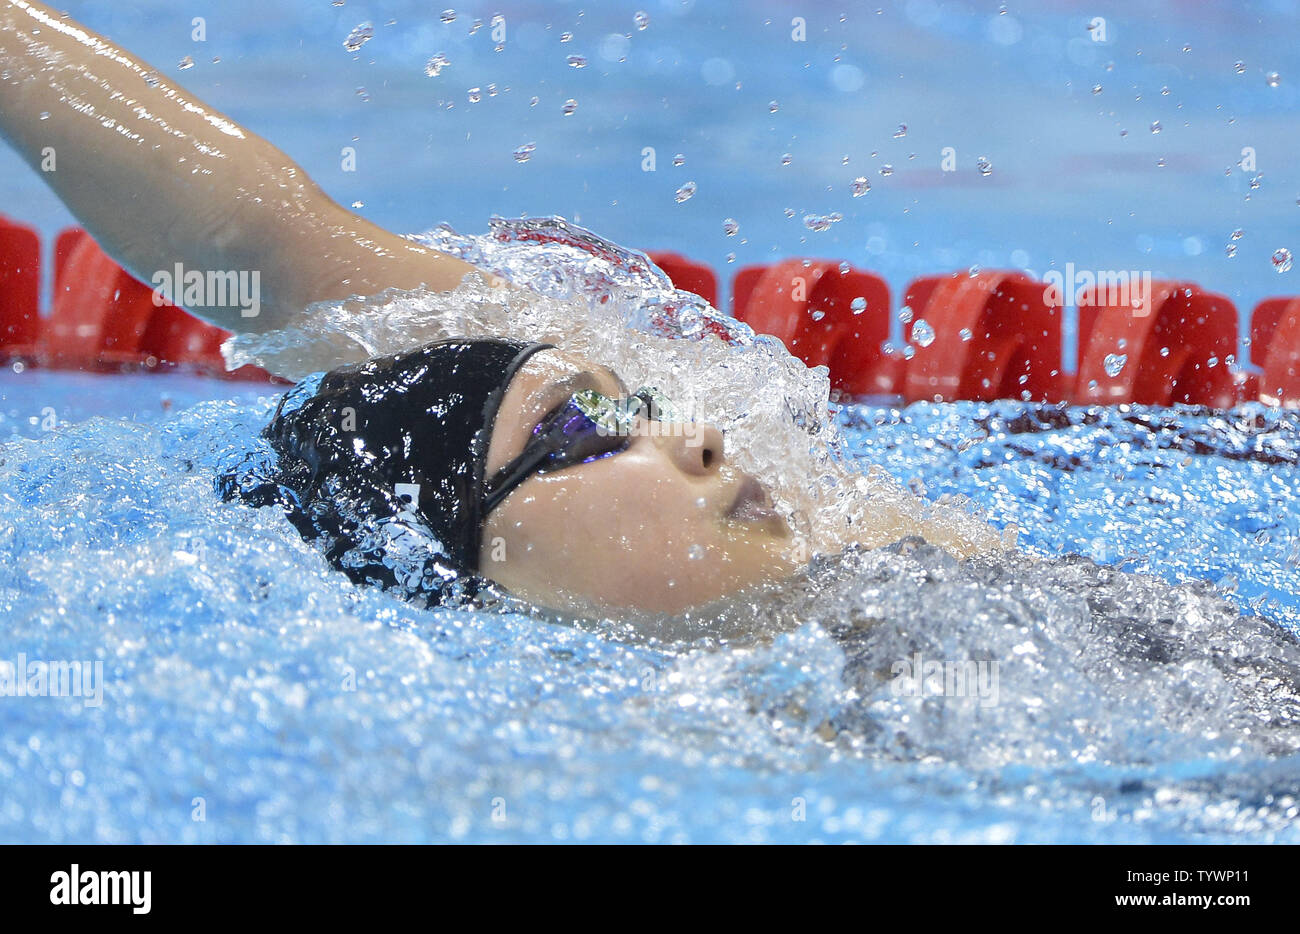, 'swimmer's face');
480,348,795,615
